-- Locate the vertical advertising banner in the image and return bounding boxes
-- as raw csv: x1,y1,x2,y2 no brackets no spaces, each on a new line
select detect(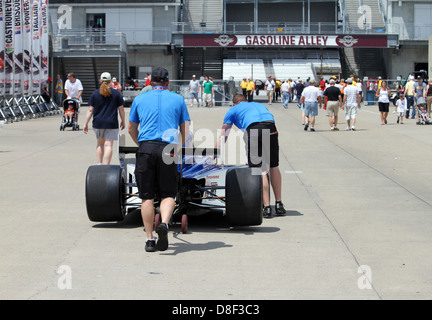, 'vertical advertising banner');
0,0,5,96
13,0,23,96
40,0,47,79
4,0,13,96
22,0,32,95
31,0,40,95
